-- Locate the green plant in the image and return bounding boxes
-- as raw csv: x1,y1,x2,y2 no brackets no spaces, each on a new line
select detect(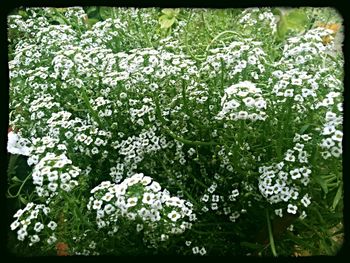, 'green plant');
7,7,343,256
